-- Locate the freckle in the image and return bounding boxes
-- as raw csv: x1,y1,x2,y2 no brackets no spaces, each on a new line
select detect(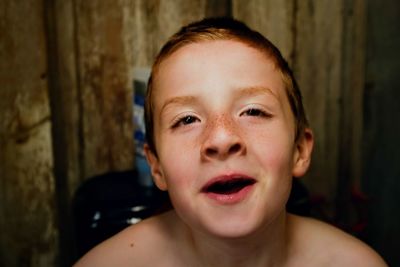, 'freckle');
129,243,134,247
217,114,235,131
